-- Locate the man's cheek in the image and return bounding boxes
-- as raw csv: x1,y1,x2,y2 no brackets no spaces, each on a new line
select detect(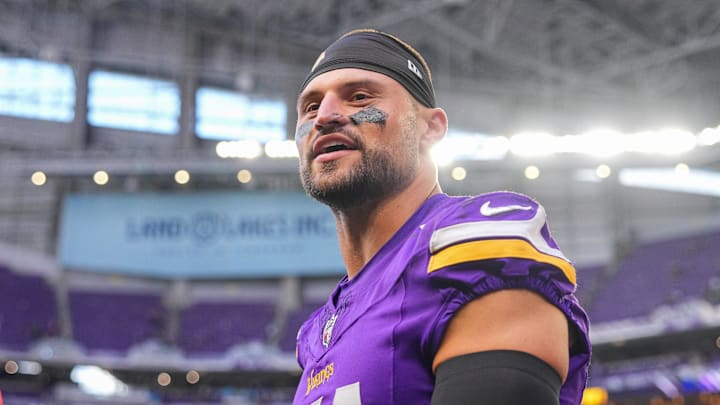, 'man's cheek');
295,121,314,145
